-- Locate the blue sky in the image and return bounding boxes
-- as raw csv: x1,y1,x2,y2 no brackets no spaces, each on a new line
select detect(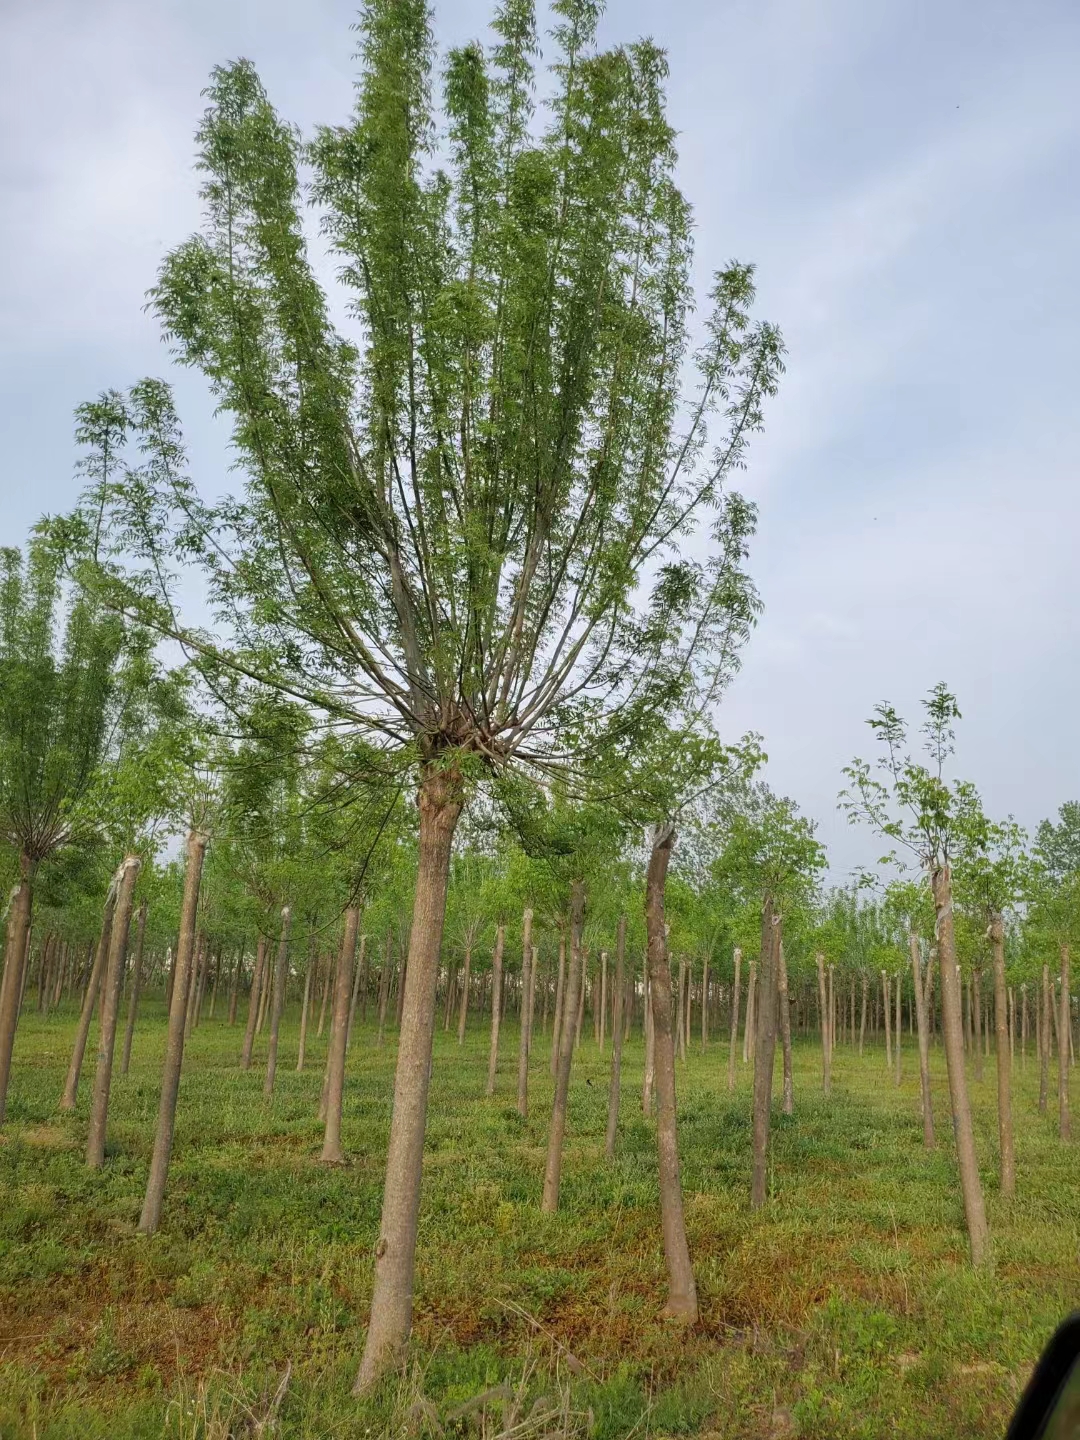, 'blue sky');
2,0,1078,876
